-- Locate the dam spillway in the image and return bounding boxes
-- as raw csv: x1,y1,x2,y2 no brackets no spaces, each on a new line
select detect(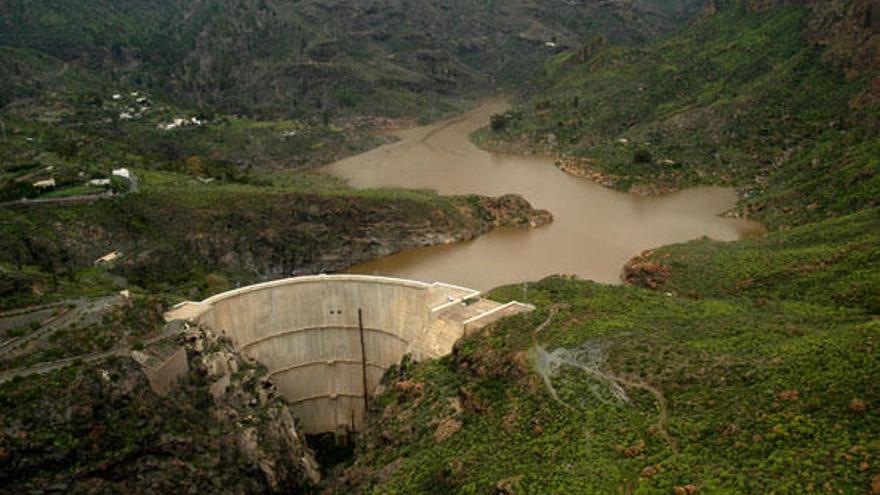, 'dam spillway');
166,275,533,434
